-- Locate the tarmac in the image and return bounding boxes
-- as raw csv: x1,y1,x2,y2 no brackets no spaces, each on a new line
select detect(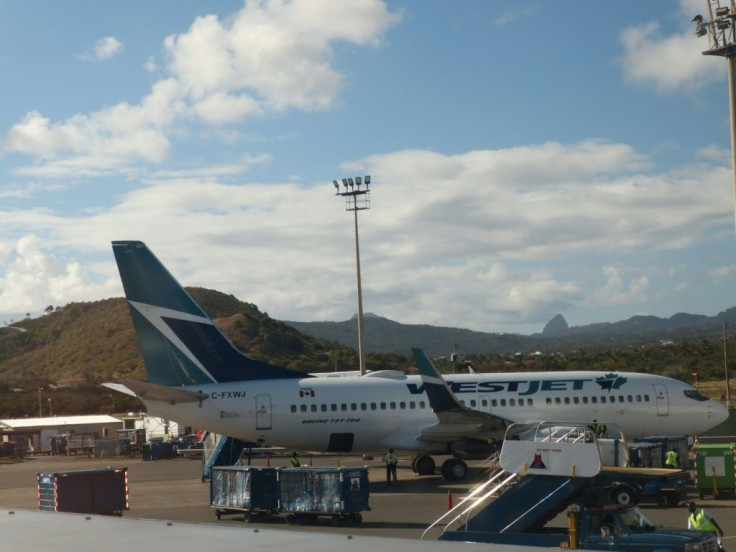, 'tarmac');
0,452,735,544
